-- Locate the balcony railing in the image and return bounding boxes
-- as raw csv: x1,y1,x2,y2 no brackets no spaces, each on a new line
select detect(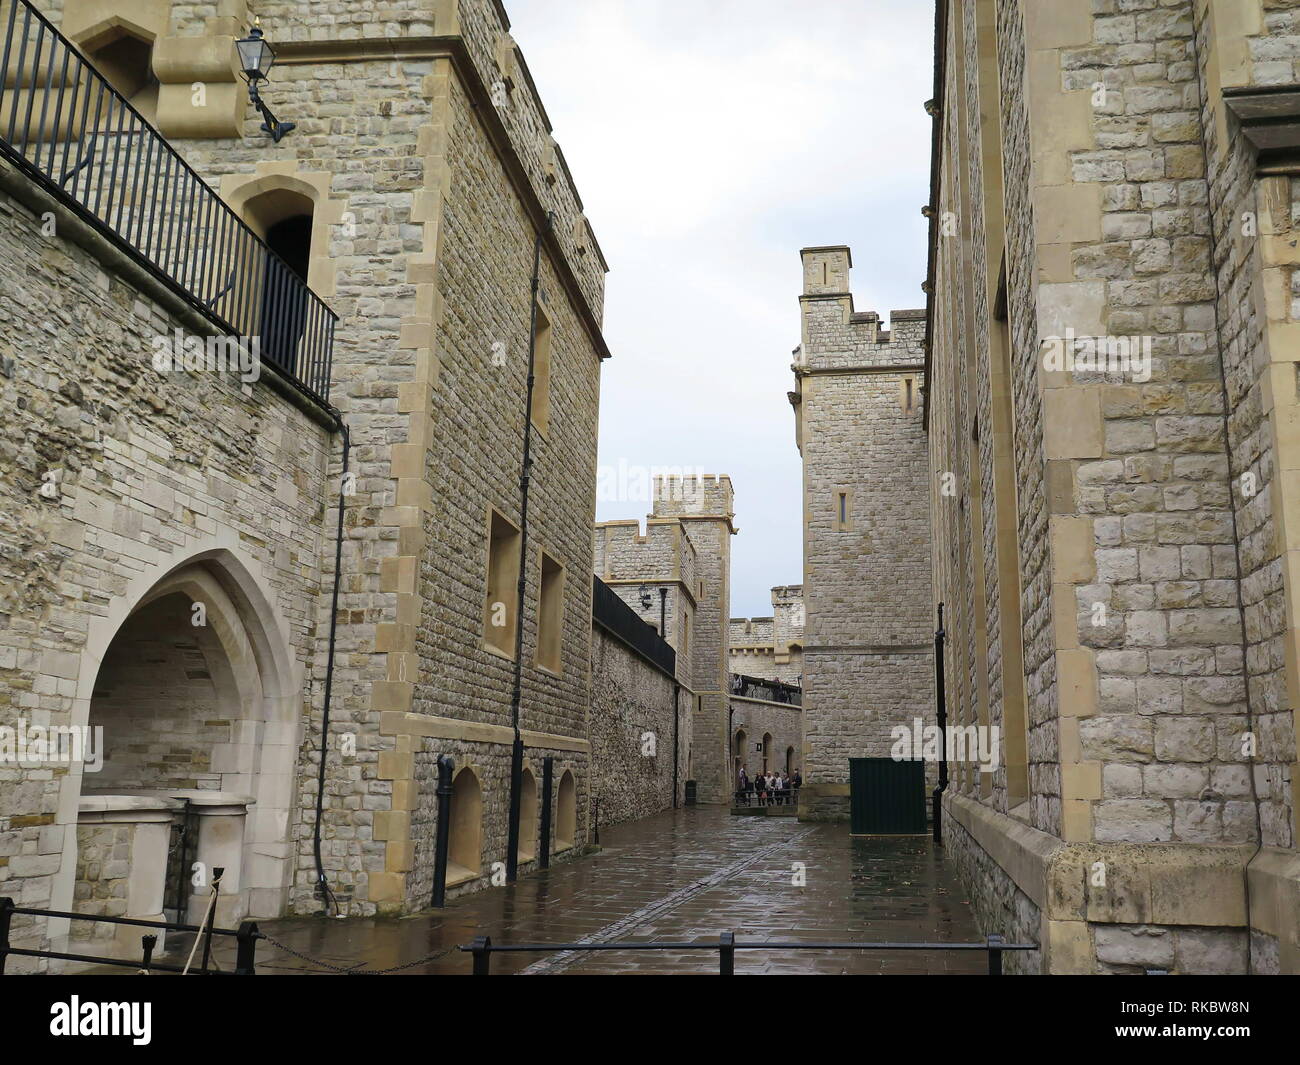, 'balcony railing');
592,575,677,678
0,0,336,404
